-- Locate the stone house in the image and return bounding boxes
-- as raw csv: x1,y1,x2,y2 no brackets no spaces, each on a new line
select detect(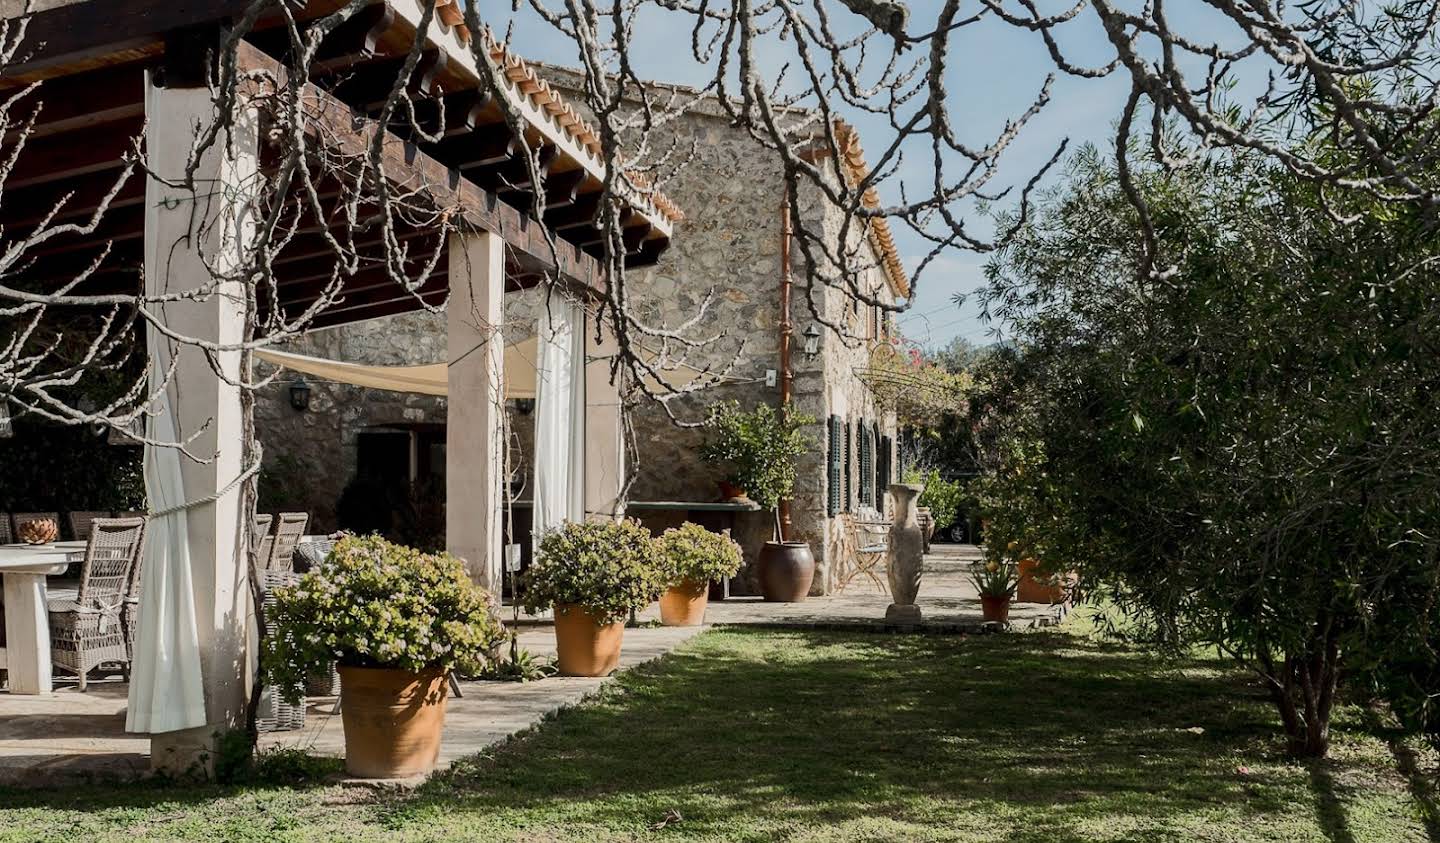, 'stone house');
255,70,907,595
